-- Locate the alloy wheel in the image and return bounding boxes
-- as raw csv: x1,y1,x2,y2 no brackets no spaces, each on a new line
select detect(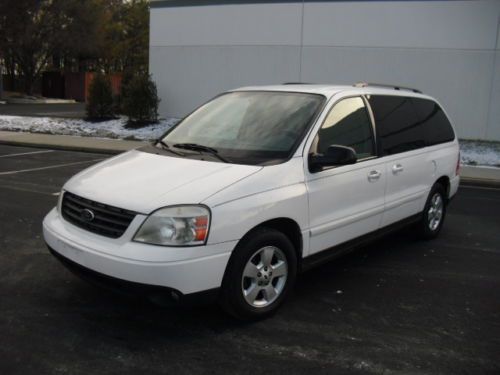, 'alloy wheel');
428,193,444,231
241,246,288,308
